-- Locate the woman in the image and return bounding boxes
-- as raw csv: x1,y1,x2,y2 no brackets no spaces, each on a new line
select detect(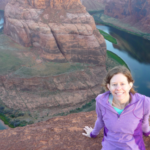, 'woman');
82,66,150,150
